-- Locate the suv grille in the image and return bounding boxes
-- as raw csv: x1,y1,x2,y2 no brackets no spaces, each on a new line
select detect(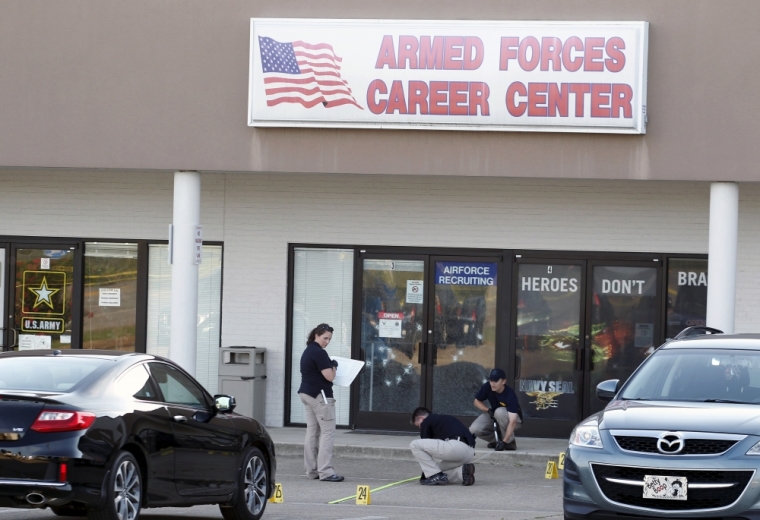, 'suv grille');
614,436,737,455
592,464,753,511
